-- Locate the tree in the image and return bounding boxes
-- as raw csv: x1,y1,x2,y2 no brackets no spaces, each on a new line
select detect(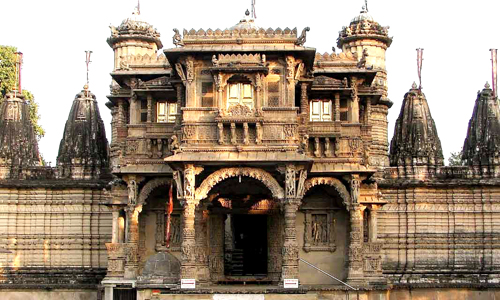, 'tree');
0,46,44,139
448,149,465,166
